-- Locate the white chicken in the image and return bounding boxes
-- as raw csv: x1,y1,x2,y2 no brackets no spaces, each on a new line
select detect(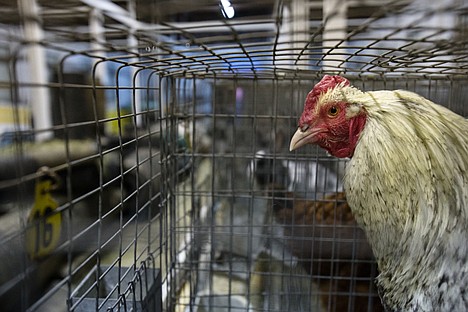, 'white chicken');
290,75,468,311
